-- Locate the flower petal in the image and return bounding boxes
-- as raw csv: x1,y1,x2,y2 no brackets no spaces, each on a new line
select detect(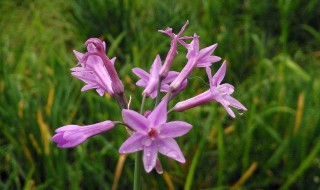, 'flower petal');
56,125,79,133
96,88,105,96
71,72,96,83
122,109,149,132
157,138,185,163
160,121,192,138
158,27,174,38
212,61,227,86
59,135,87,148
110,57,116,65
80,120,114,136
148,99,167,126
119,132,145,154
227,96,247,110
63,131,86,142
206,67,215,90
136,79,147,87
150,55,162,77
177,20,189,36
70,67,88,72
52,133,68,144
197,56,221,67
197,44,217,61
162,71,179,83
155,159,163,174
132,68,150,82
81,84,98,92
143,143,158,173
73,50,83,61
219,83,235,94
149,90,157,99
186,34,200,59
222,104,236,118
160,84,170,92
